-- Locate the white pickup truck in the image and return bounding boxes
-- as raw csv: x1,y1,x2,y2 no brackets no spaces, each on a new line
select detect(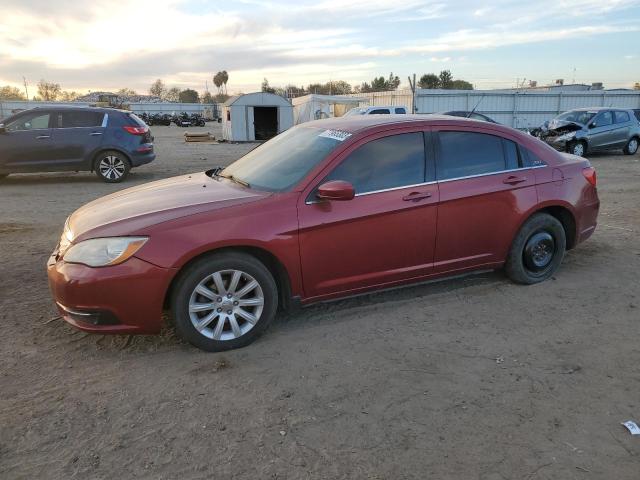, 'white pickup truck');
344,105,407,116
